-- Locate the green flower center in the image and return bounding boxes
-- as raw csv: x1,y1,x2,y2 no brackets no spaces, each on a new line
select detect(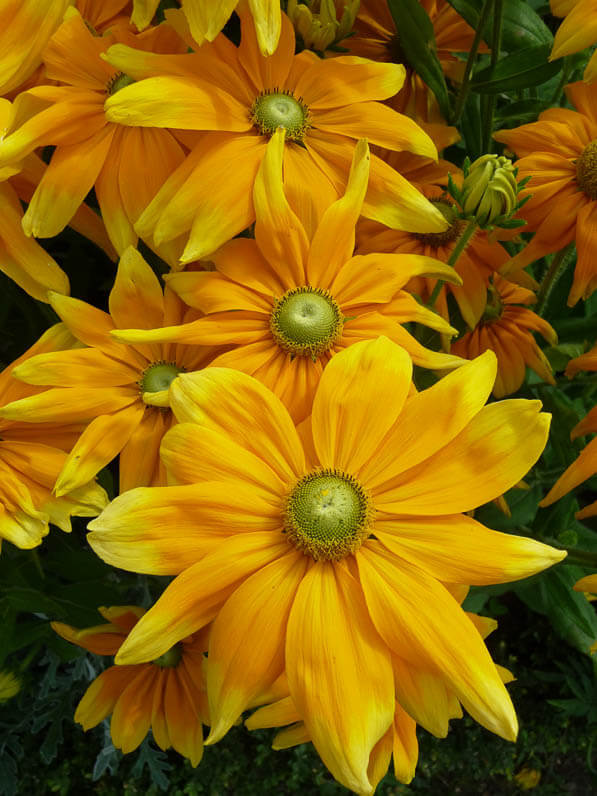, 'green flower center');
152,644,182,668
107,72,135,95
140,361,181,394
285,469,373,561
251,89,310,141
270,287,344,359
576,140,597,200
412,200,464,247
